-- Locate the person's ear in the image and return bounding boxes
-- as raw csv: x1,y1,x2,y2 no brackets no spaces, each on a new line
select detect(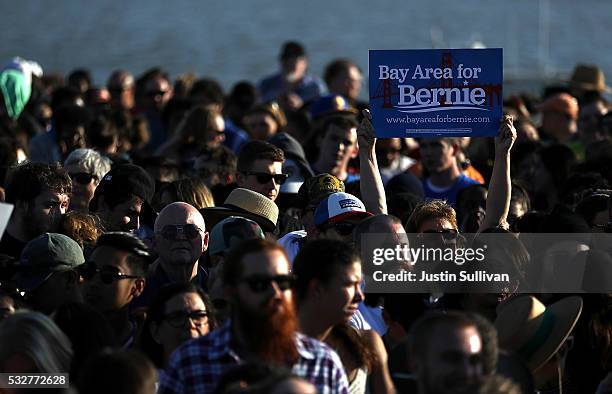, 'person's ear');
308,278,325,299
131,278,146,299
15,199,29,215
64,270,81,289
201,231,209,253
